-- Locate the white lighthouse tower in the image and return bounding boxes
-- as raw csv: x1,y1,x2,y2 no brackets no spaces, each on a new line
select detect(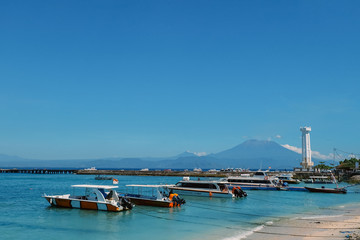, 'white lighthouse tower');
300,126,313,170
